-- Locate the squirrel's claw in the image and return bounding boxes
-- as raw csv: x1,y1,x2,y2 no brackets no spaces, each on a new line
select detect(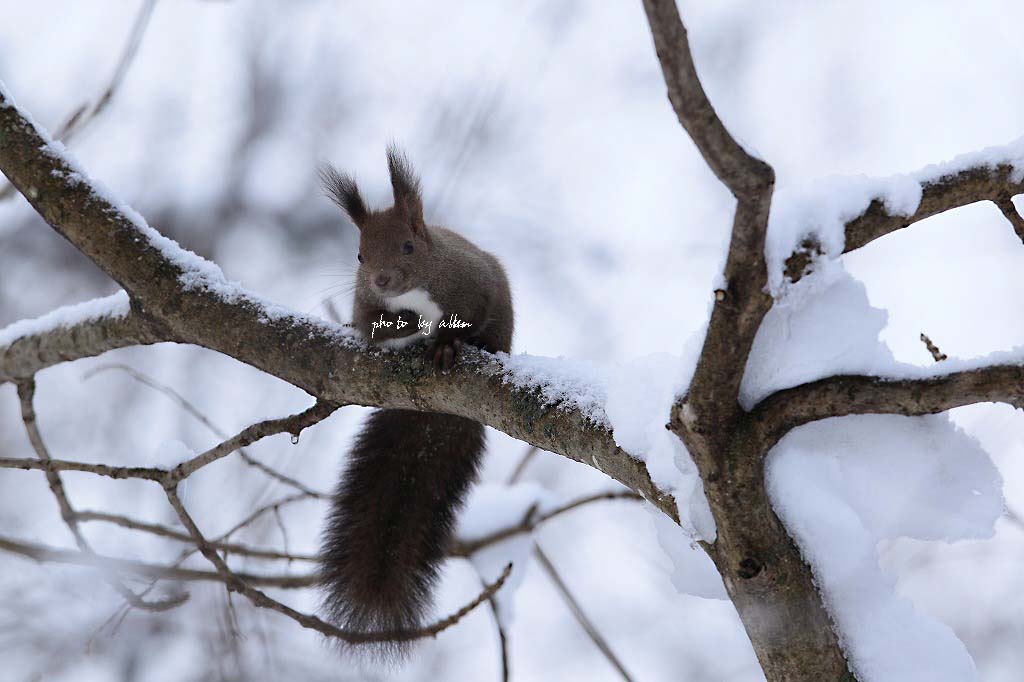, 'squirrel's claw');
425,338,462,373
